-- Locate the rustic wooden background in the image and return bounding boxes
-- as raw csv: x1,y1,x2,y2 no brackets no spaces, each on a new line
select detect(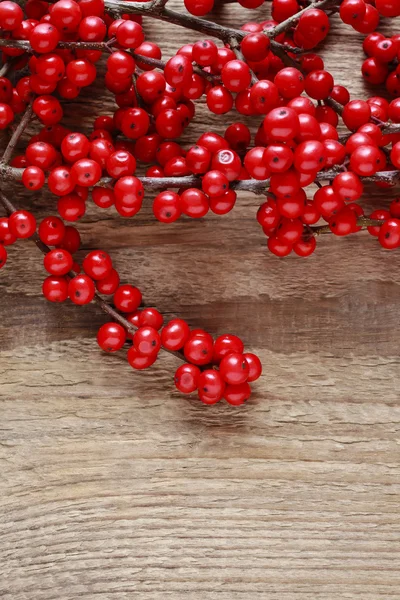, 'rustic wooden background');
1,3,400,598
